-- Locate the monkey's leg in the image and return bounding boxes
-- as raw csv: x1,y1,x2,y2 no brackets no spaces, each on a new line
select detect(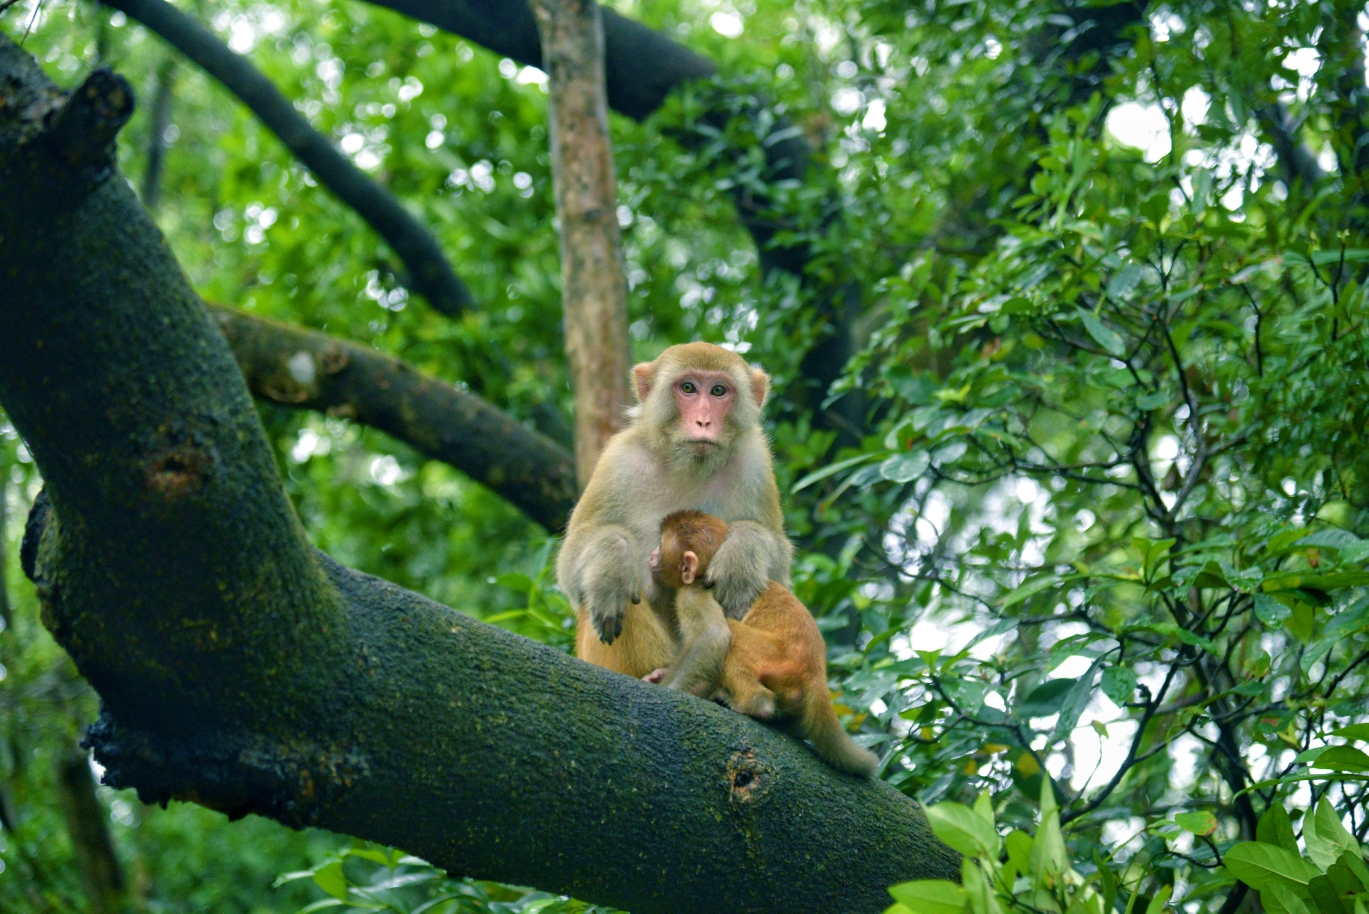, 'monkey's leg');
661,589,731,696
575,603,675,679
717,653,777,719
